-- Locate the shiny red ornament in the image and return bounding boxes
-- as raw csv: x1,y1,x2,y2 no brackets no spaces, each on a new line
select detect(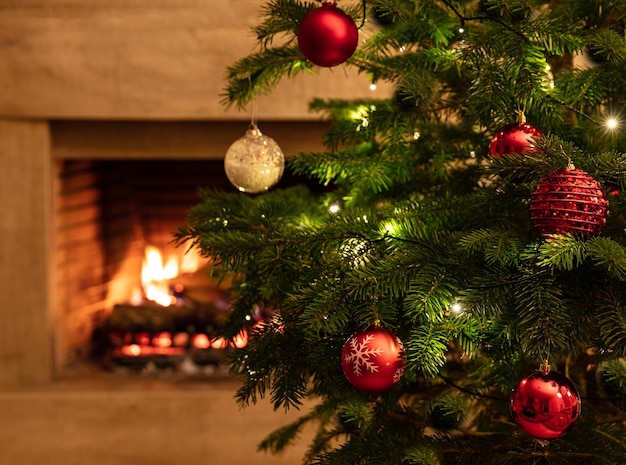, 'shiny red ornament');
510,370,581,440
489,122,541,156
341,327,404,392
530,166,609,237
297,2,359,67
